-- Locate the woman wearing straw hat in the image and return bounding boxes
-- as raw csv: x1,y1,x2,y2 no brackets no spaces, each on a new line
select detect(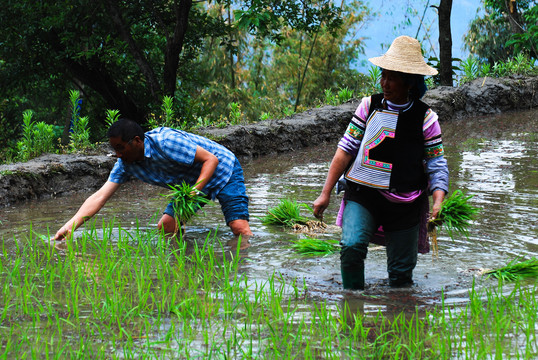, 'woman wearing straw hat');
313,36,449,289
